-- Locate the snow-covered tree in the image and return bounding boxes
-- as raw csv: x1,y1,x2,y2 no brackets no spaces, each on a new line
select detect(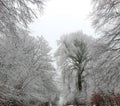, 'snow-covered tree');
91,0,120,94
0,0,58,105
92,0,120,64
55,31,93,104
0,30,58,105
0,0,46,35
90,39,120,93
